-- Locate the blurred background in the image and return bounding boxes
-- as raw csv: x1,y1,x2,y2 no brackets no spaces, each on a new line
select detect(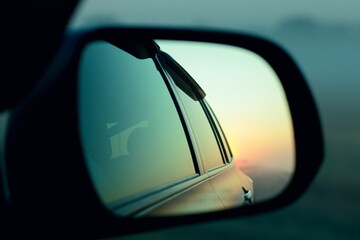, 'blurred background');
71,0,360,239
